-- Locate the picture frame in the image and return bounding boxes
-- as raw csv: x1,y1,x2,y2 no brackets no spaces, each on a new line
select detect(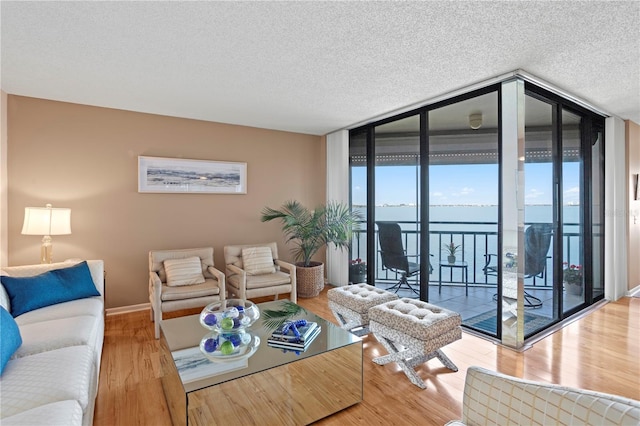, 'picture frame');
634,173,639,201
138,156,247,194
